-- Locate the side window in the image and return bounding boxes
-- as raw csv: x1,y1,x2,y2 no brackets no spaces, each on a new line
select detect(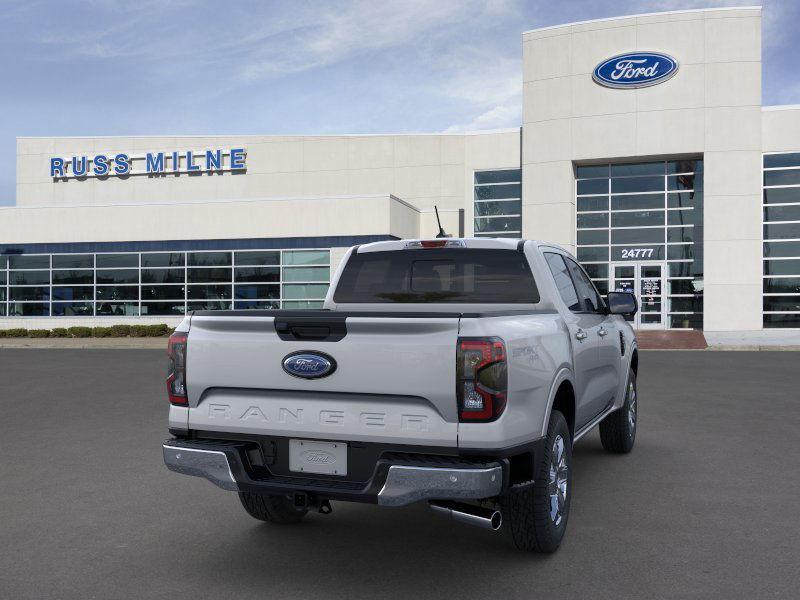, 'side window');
564,257,603,313
544,253,580,311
